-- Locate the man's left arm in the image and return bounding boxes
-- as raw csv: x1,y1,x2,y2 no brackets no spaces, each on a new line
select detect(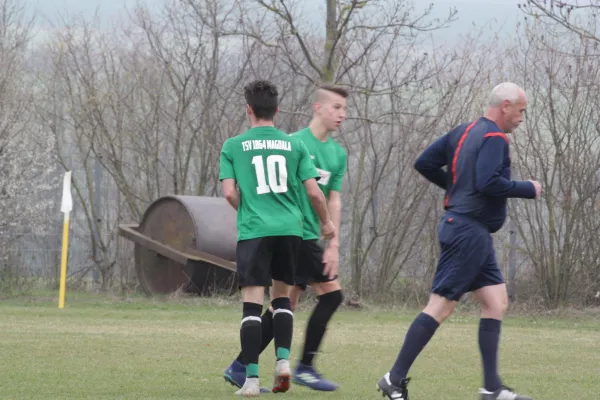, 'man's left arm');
327,190,342,248
320,150,346,279
327,150,347,248
475,135,536,199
